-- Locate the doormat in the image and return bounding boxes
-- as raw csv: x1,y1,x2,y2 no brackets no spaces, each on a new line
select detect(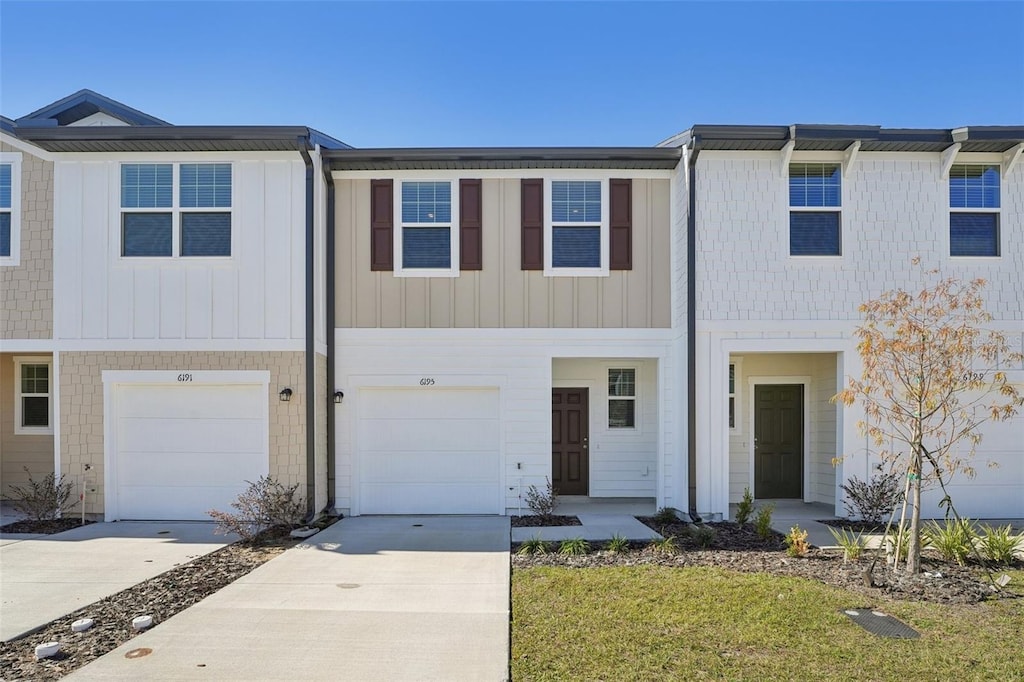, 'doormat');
841,609,919,639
